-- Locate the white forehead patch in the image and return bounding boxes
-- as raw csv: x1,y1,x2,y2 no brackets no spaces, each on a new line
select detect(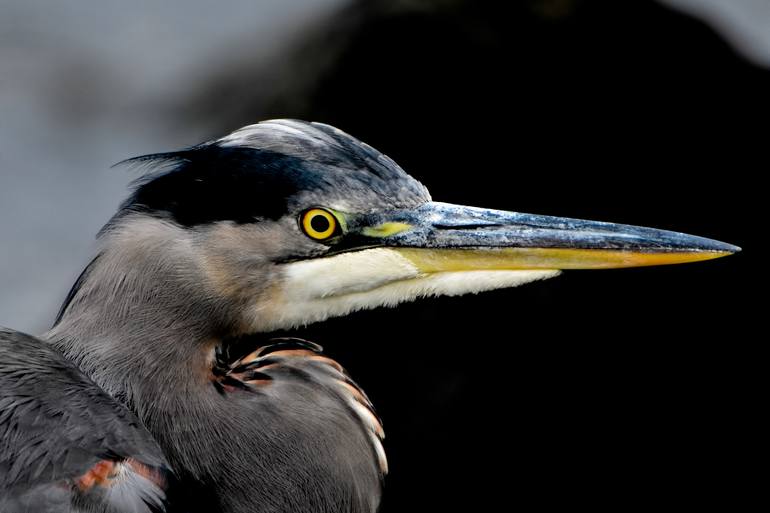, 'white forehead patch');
217,119,334,151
